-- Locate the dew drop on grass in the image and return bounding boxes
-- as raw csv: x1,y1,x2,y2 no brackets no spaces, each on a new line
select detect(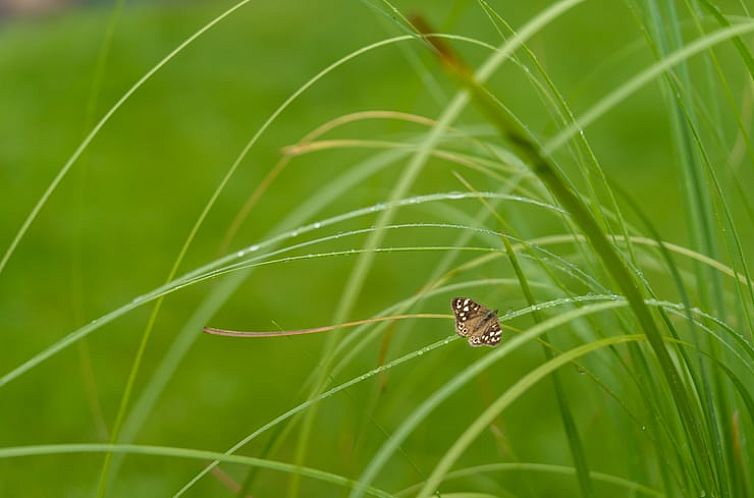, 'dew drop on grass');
447,192,465,200
249,245,260,252
312,222,321,229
